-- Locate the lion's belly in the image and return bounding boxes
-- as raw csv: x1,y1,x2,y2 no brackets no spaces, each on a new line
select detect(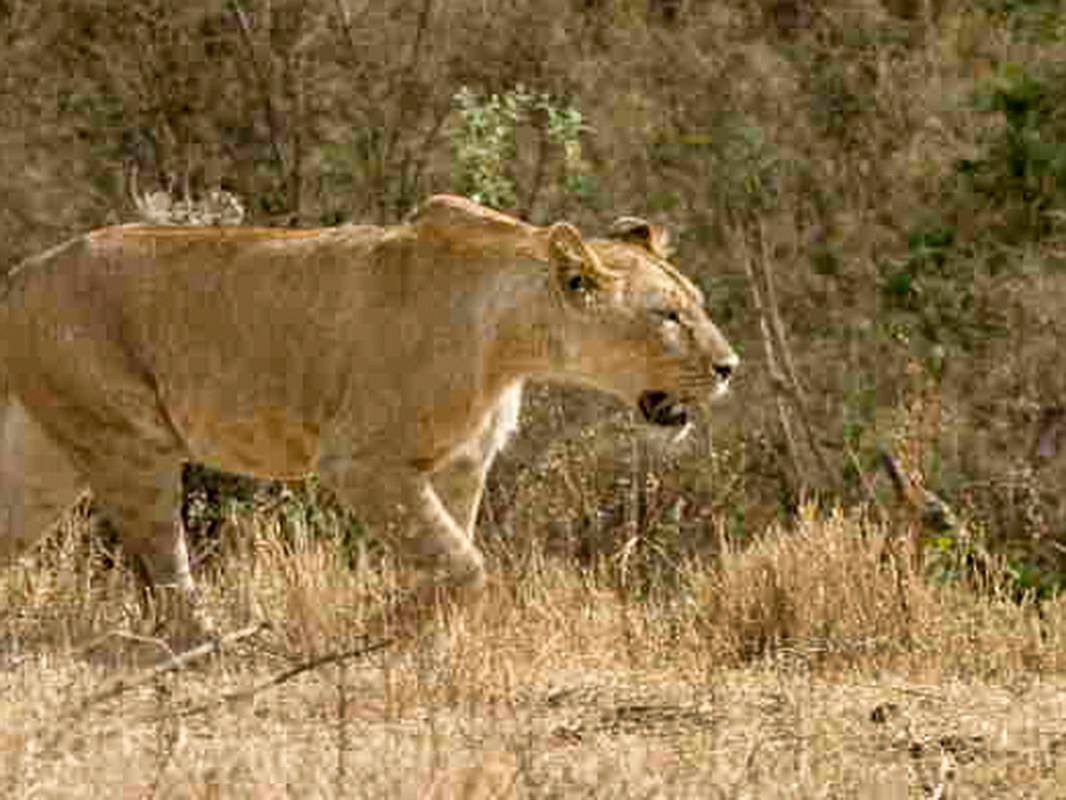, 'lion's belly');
176,406,321,478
